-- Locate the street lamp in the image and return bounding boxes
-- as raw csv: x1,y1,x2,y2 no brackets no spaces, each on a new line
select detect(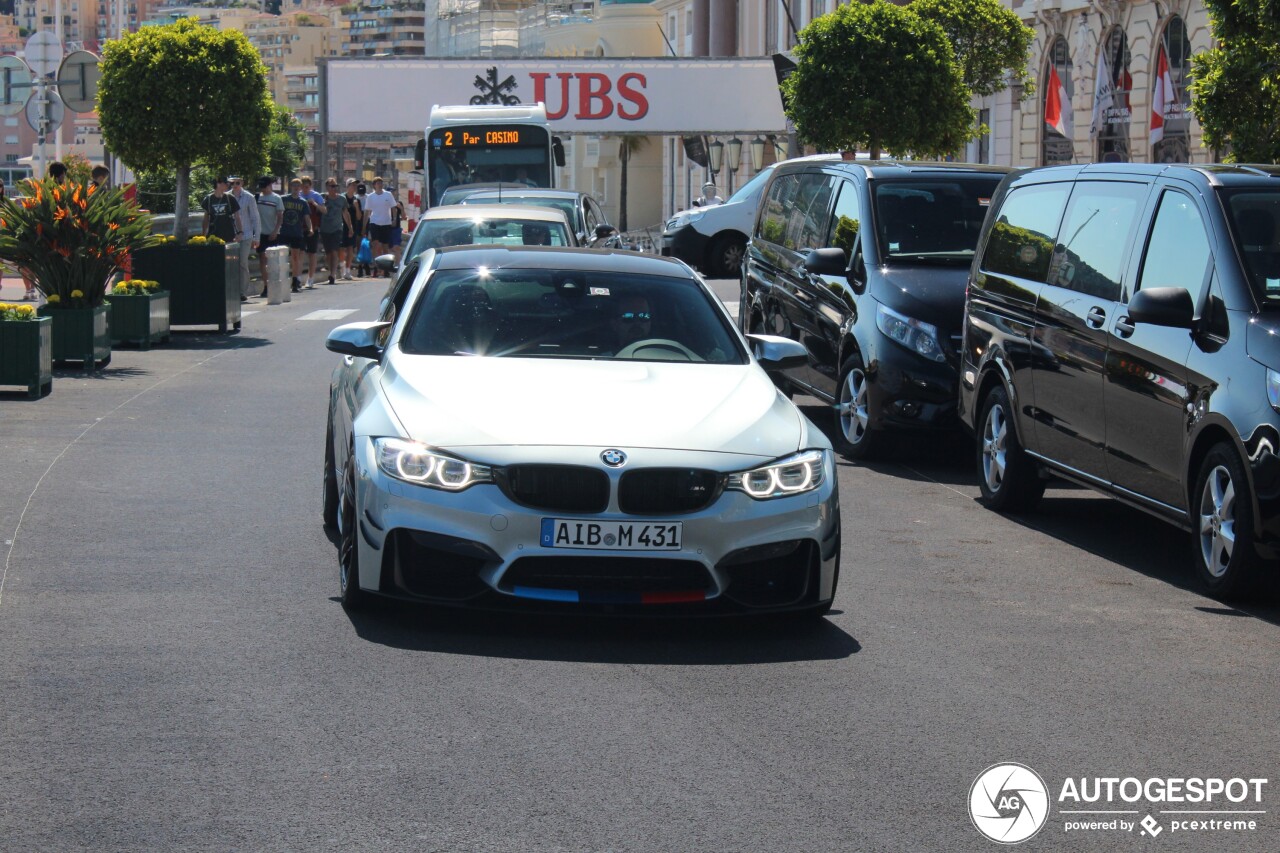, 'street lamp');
772,134,790,162
725,137,742,192
750,137,766,171
707,137,724,178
